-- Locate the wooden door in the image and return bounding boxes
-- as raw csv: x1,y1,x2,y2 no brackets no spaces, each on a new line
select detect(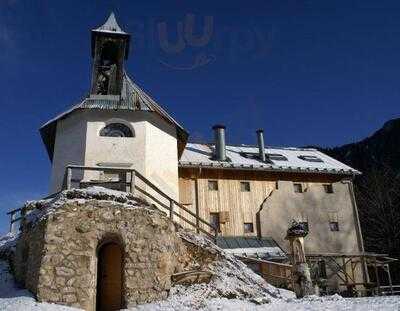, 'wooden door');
97,242,123,311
